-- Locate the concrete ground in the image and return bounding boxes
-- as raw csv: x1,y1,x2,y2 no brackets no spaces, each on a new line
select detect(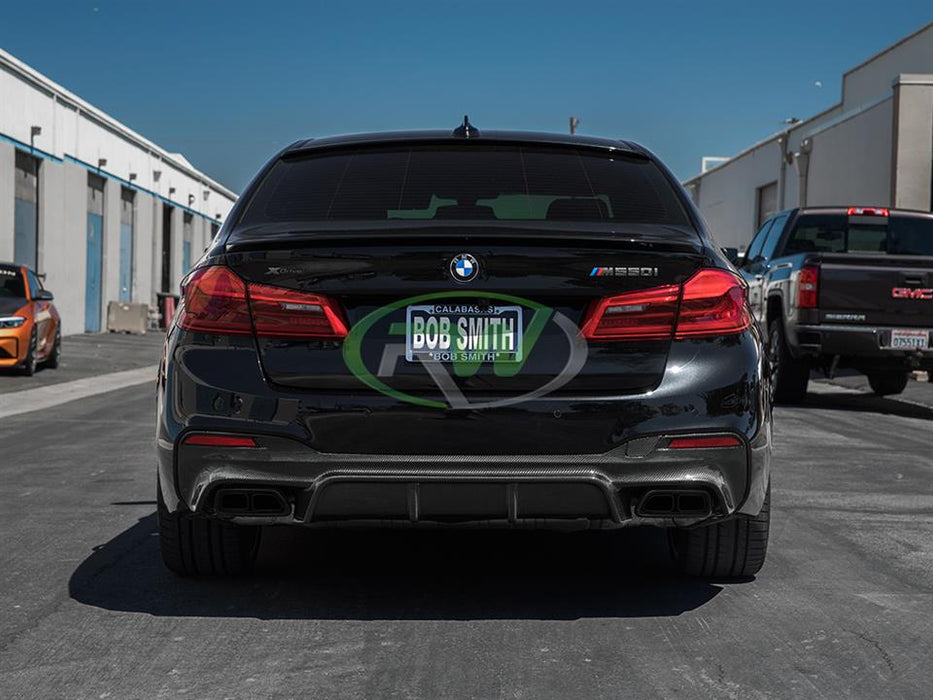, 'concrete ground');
1,335,932,699
0,332,163,395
